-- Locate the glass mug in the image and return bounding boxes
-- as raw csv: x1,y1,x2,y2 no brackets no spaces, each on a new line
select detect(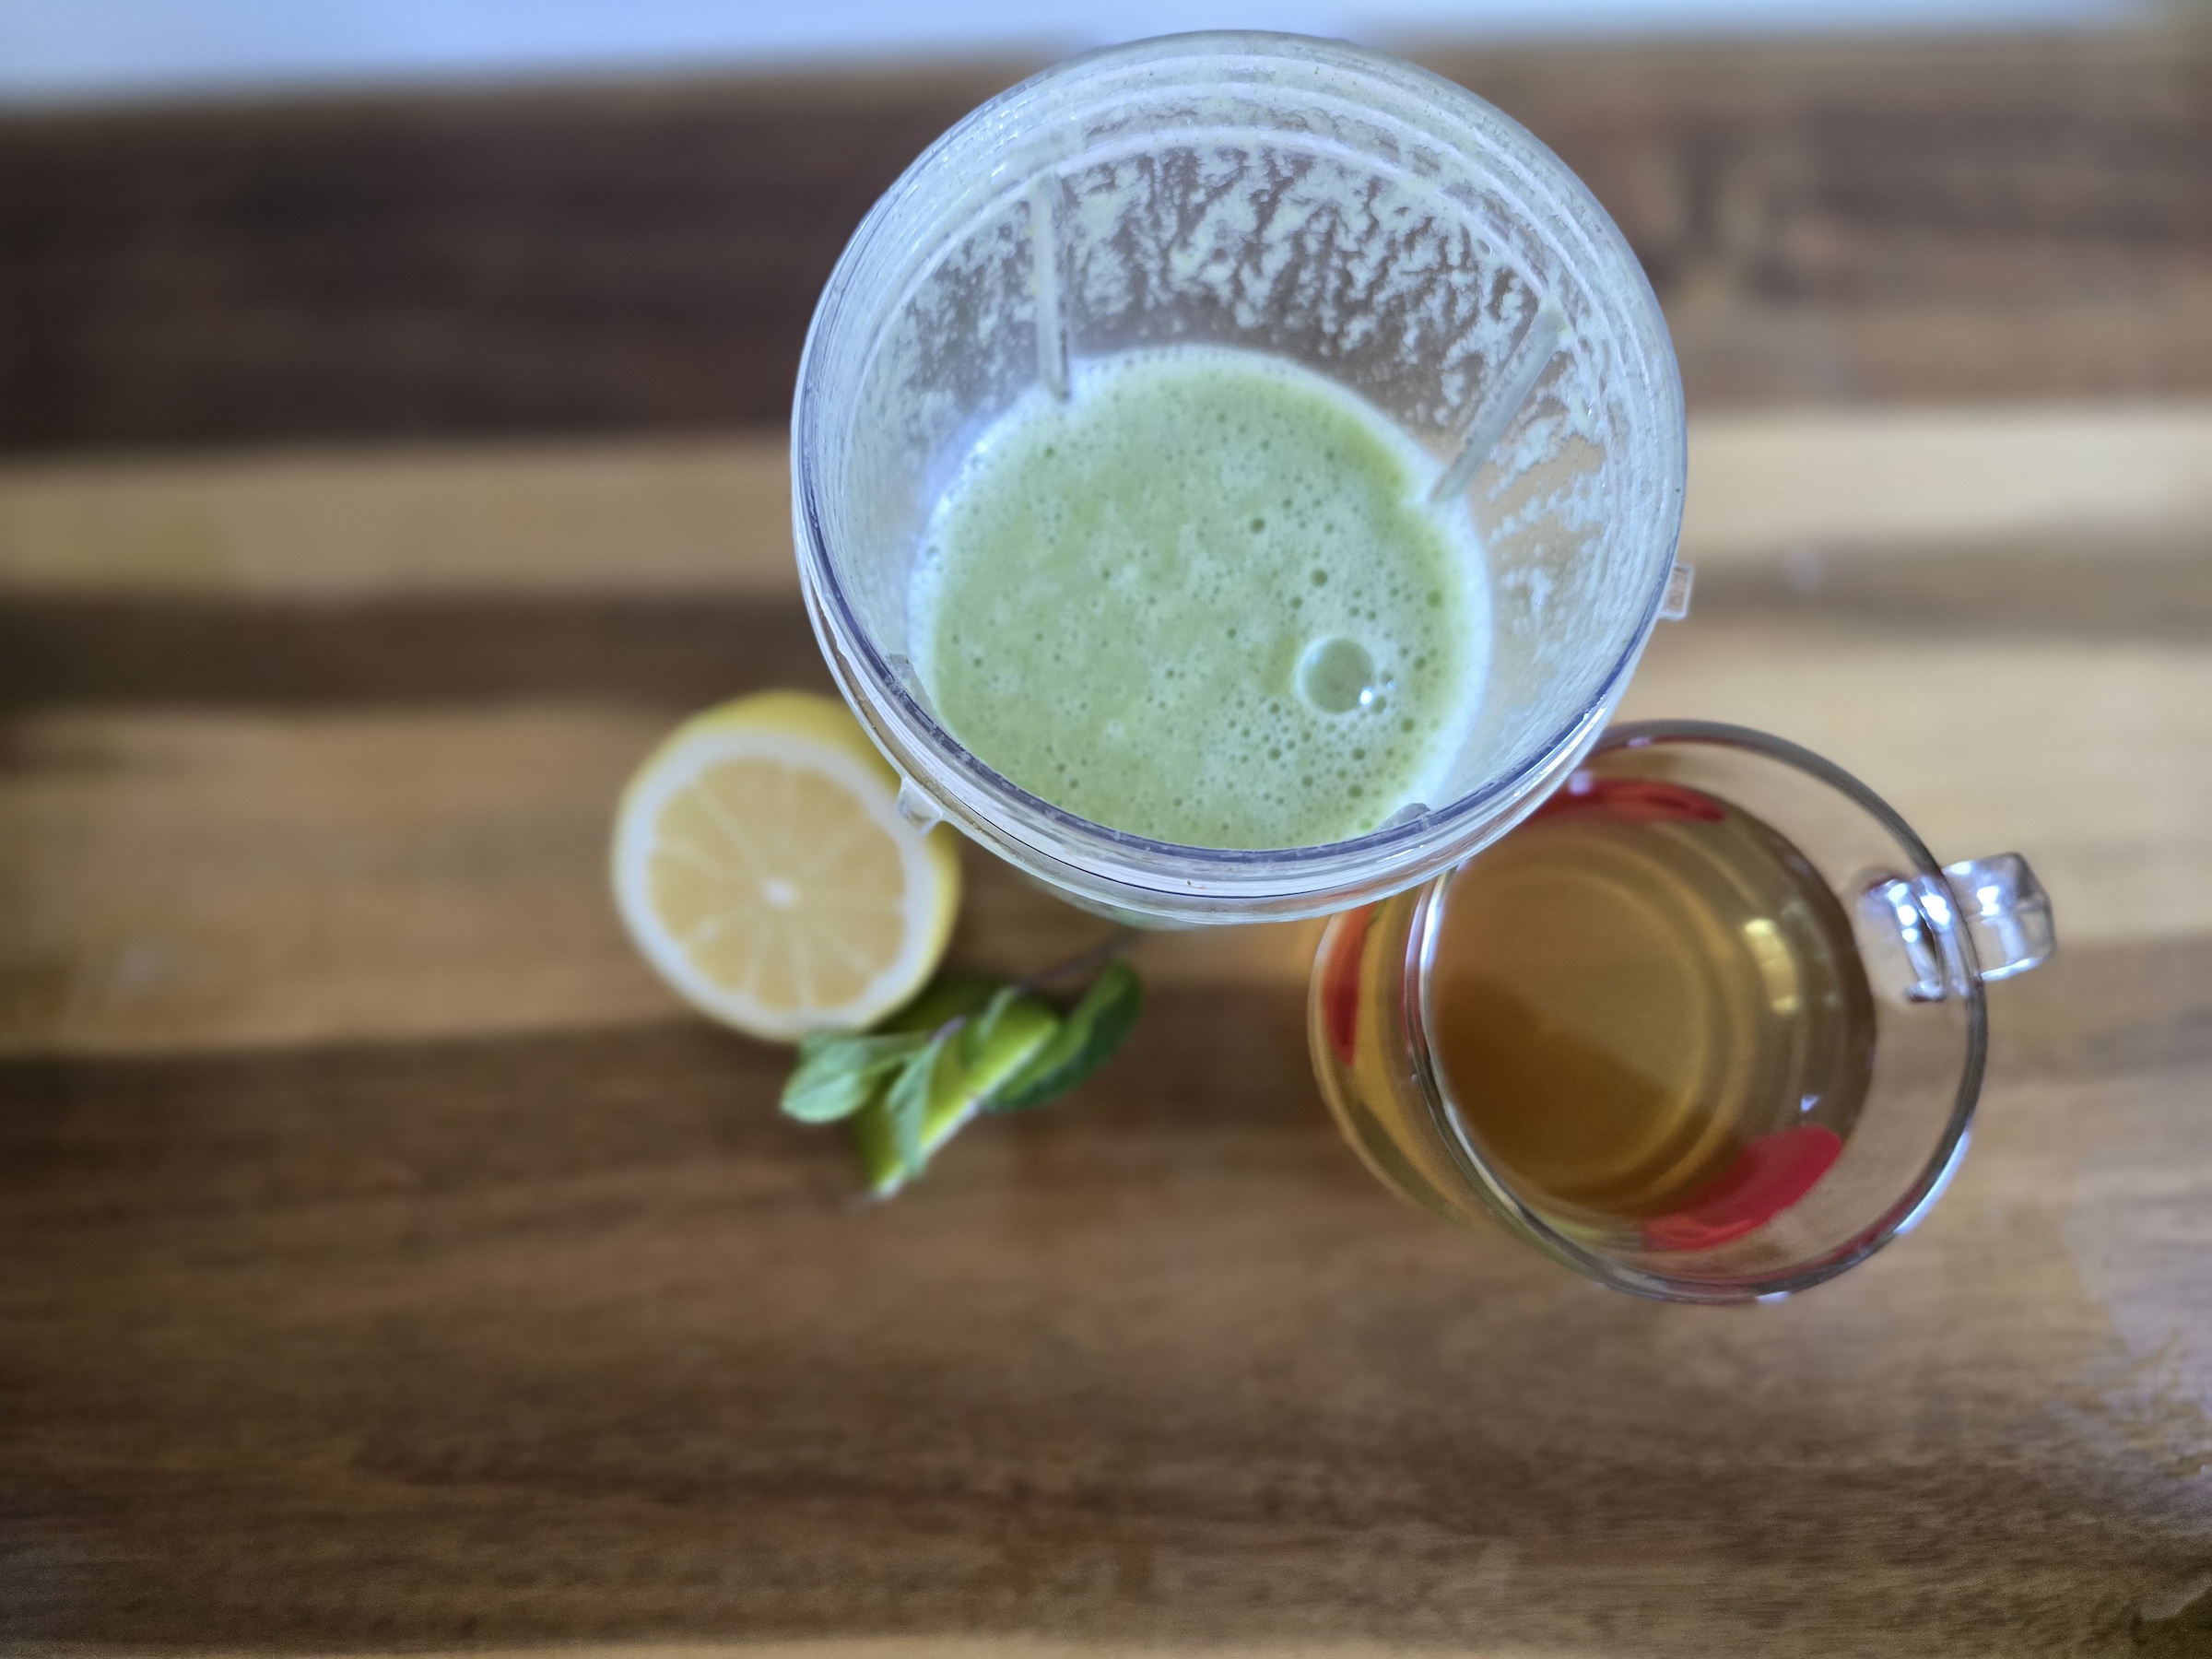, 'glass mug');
794,31,1688,924
1310,721,2055,1302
